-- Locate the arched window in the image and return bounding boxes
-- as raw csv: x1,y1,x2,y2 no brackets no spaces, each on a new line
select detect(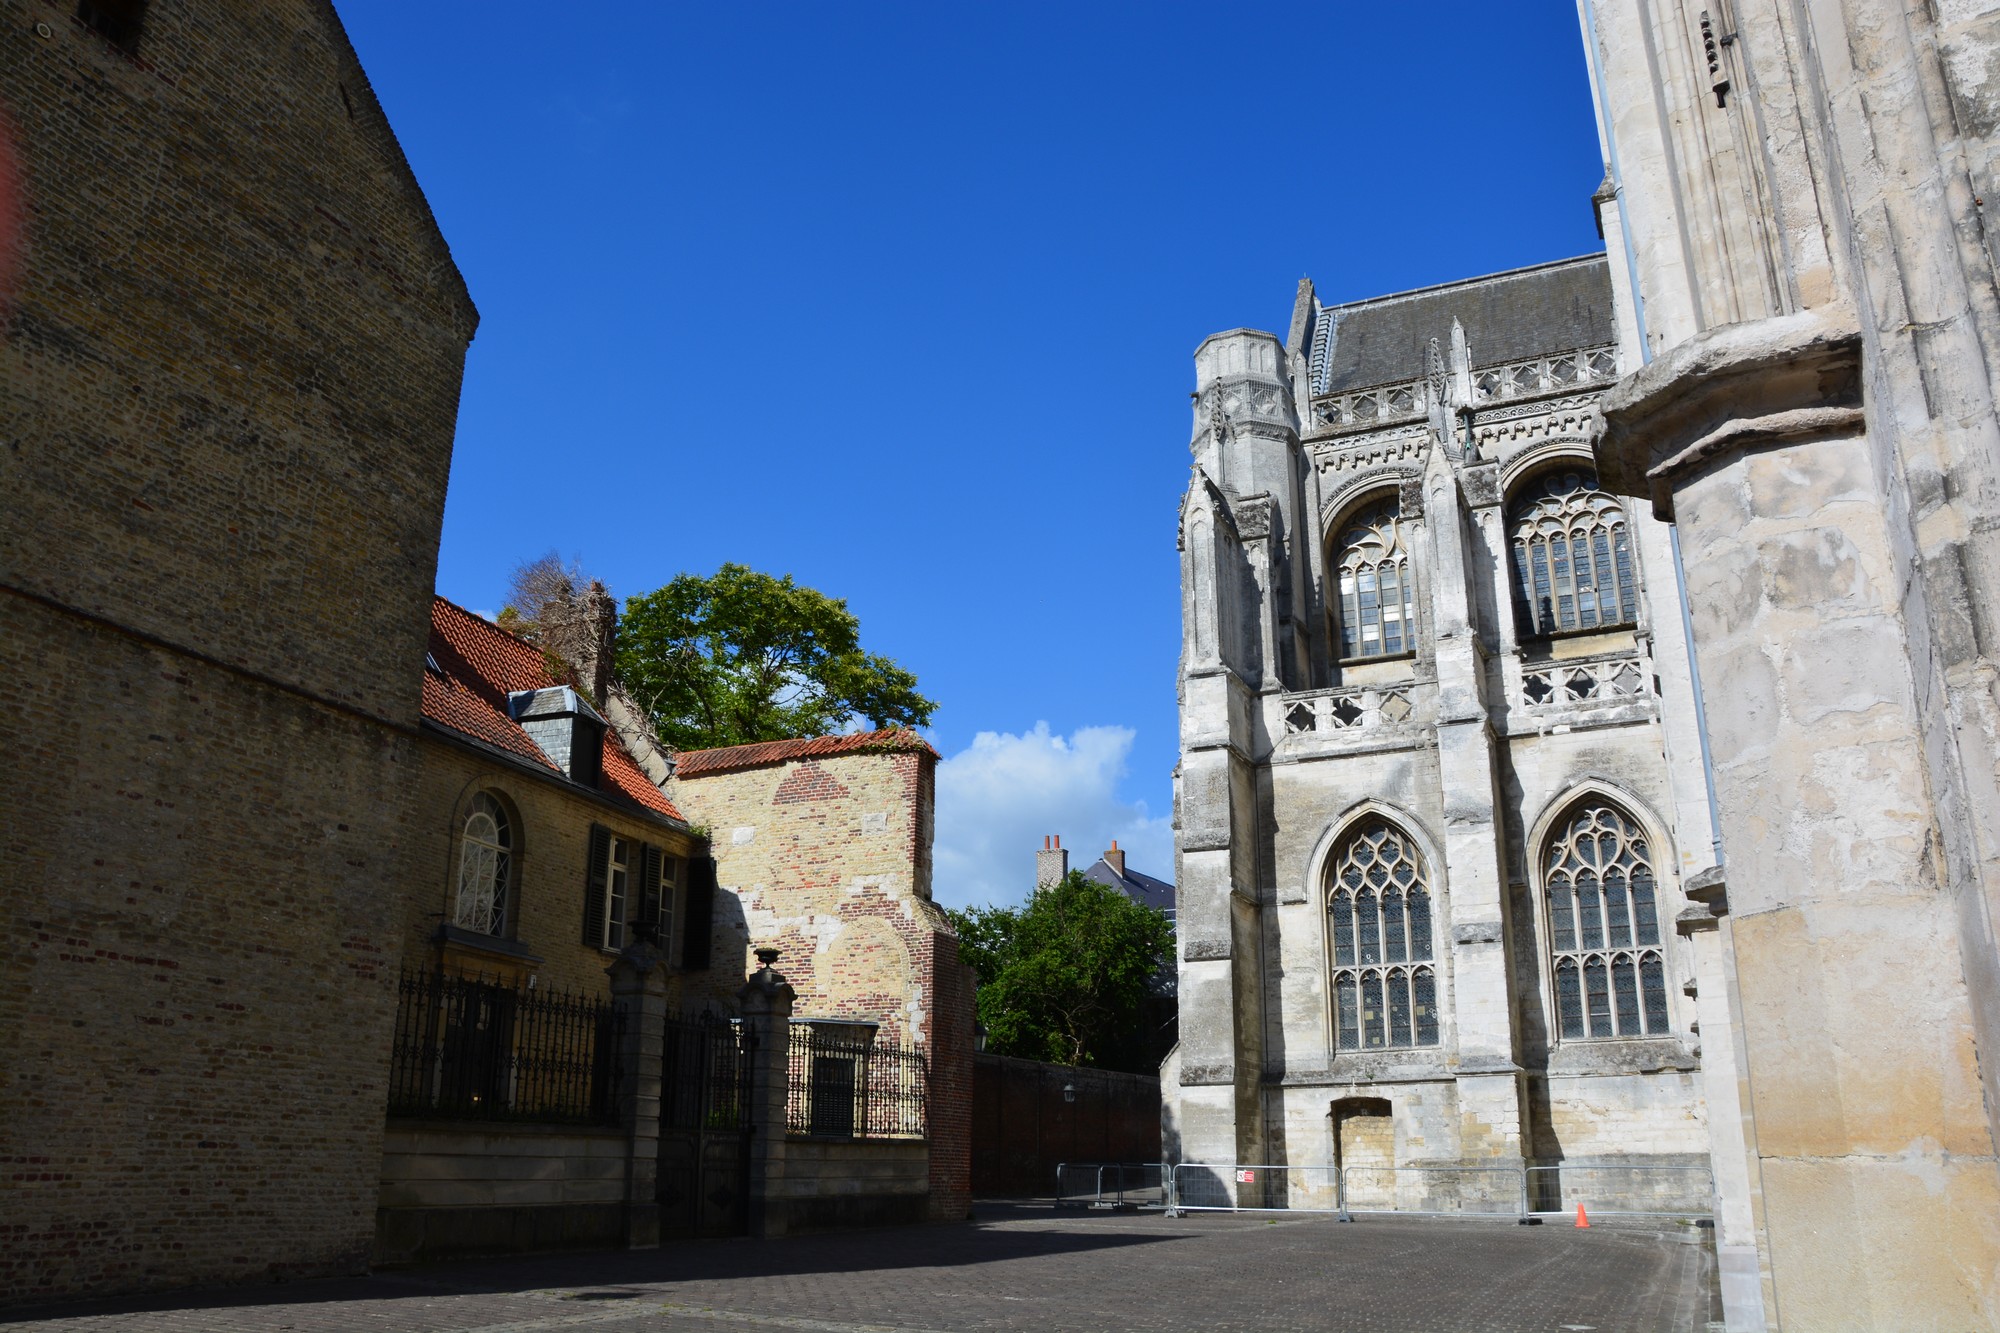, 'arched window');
1544,802,1670,1040
1331,495,1417,662
454,793,511,936
1509,467,1637,636
1328,821,1439,1051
